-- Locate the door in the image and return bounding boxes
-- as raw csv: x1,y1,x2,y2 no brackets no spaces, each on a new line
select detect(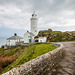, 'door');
29,39,31,43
